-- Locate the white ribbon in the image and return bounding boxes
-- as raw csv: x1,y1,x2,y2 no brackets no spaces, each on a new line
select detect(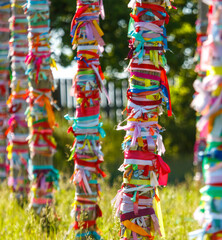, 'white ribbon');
90,63,110,104
111,189,123,216
73,168,92,195
128,101,158,119
128,0,136,8
124,158,153,166
150,171,159,187
156,134,165,156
